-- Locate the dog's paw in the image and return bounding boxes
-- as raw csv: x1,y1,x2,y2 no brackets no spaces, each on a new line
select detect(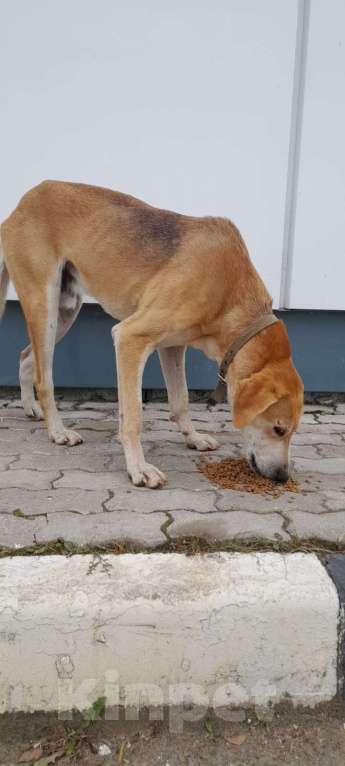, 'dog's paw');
22,400,44,420
187,433,219,451
50,428,83,447
129,462,166,489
